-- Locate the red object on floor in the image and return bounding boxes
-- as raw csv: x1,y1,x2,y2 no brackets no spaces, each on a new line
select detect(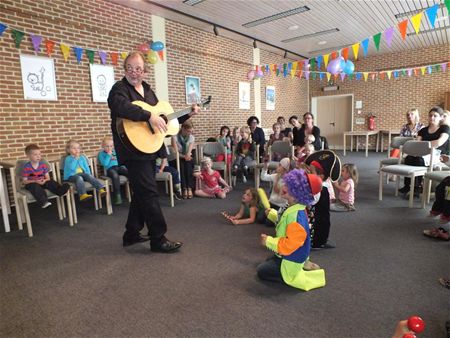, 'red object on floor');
407,316,425,333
